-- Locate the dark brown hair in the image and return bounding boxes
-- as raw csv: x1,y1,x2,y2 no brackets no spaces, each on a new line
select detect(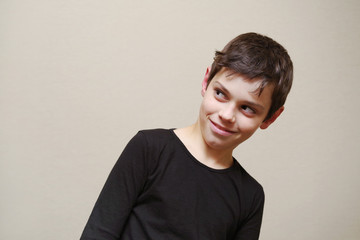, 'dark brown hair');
208,32,293,121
